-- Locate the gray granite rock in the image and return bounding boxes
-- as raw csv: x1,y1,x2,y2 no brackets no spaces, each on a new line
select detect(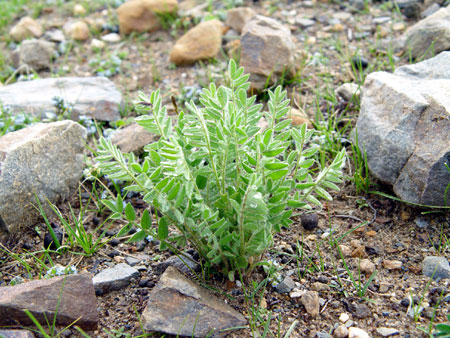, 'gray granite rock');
12,39,55,71
356,52,450,206
93,263,139,293
274,275,295,294
154,253,200,275
0,274,98,330
422,256,450,280
142,266,246,337
404,5,450,59
0,330,35,338
0,77,122,121
0,121,86,238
